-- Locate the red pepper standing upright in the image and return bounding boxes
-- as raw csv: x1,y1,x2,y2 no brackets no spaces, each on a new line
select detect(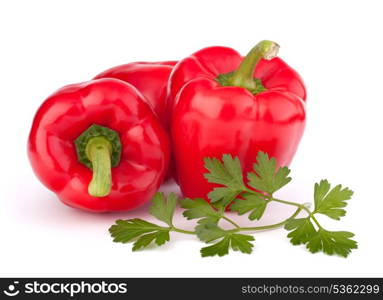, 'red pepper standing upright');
169,40,306,201
28,78,170,212
94,61,177,127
